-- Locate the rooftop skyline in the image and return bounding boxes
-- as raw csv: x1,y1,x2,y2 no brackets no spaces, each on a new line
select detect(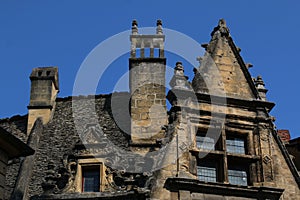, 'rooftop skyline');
1,1,299,138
